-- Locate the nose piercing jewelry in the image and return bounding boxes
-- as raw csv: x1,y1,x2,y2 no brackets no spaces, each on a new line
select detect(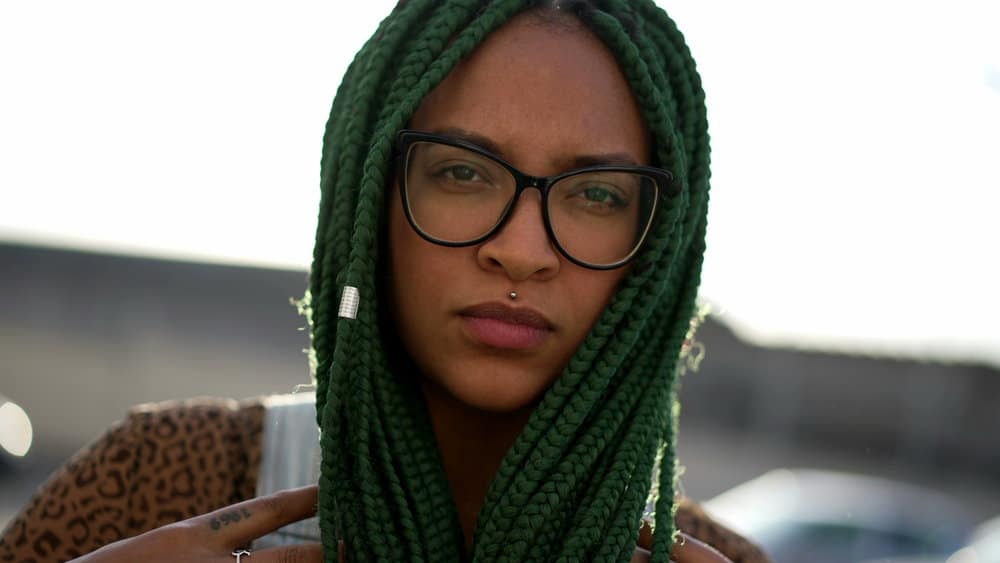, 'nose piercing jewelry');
509,291,518,300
